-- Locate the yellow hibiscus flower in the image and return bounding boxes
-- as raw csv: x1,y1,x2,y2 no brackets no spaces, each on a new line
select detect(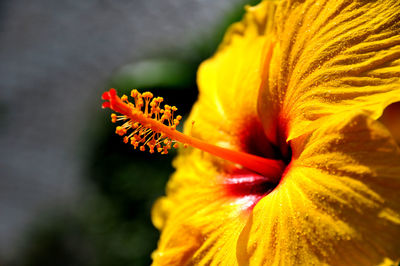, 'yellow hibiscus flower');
102,0,400,265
